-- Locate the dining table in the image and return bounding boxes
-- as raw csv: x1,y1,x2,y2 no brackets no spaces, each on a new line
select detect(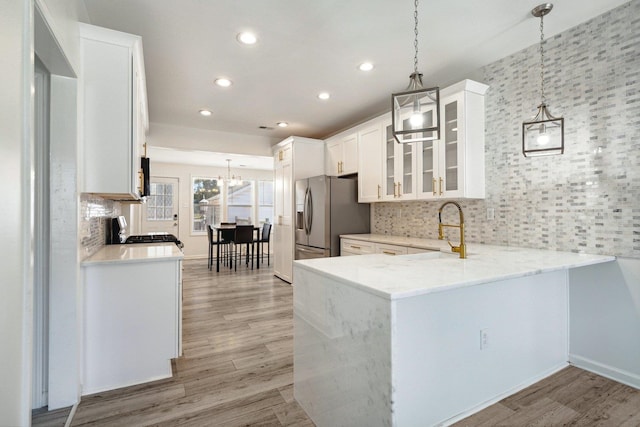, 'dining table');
213,224,260,272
